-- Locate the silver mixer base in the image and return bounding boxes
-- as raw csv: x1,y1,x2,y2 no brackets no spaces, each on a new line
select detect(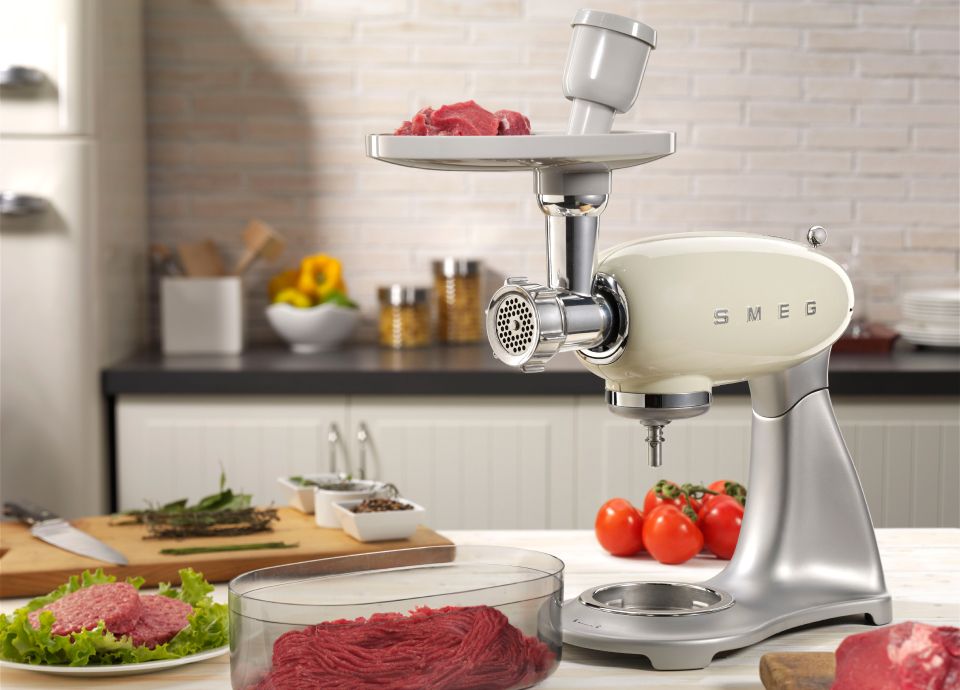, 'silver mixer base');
561,350,893,670
562,585,892,670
